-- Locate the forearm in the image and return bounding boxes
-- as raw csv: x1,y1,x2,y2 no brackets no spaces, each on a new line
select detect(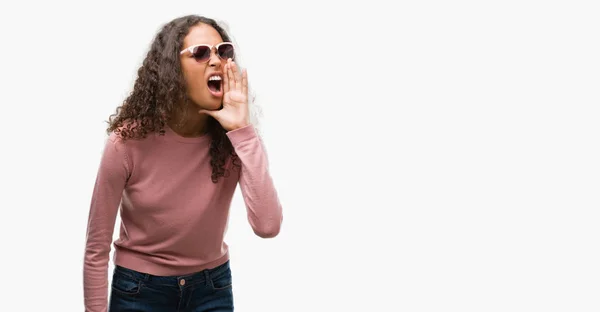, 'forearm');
227,125,283,238
83,135,129,311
